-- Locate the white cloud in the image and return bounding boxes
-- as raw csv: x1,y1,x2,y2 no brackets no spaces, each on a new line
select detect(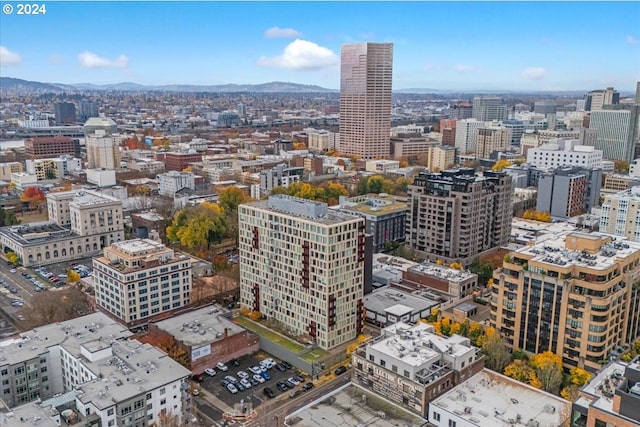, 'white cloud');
78,51,129,69
521,66,546,80
627,35,638,45
264,27,302,39
455,64,478,73
257,39,338,71
0,46,22,66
